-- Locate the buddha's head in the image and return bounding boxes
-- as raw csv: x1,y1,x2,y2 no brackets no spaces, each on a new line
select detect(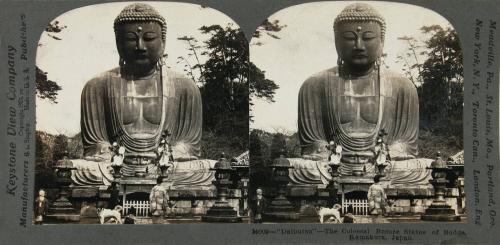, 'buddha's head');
114,3,166,74
334,3,386,71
